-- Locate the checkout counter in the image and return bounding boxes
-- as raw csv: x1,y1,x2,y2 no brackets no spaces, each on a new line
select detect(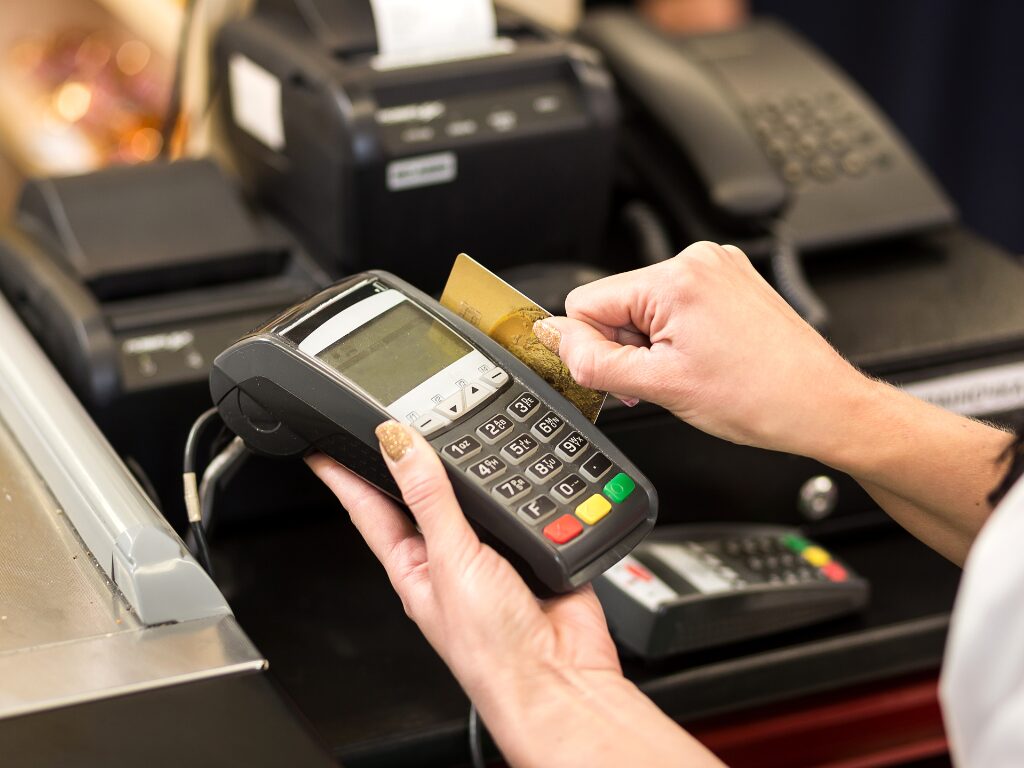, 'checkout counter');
3,2,1024,766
